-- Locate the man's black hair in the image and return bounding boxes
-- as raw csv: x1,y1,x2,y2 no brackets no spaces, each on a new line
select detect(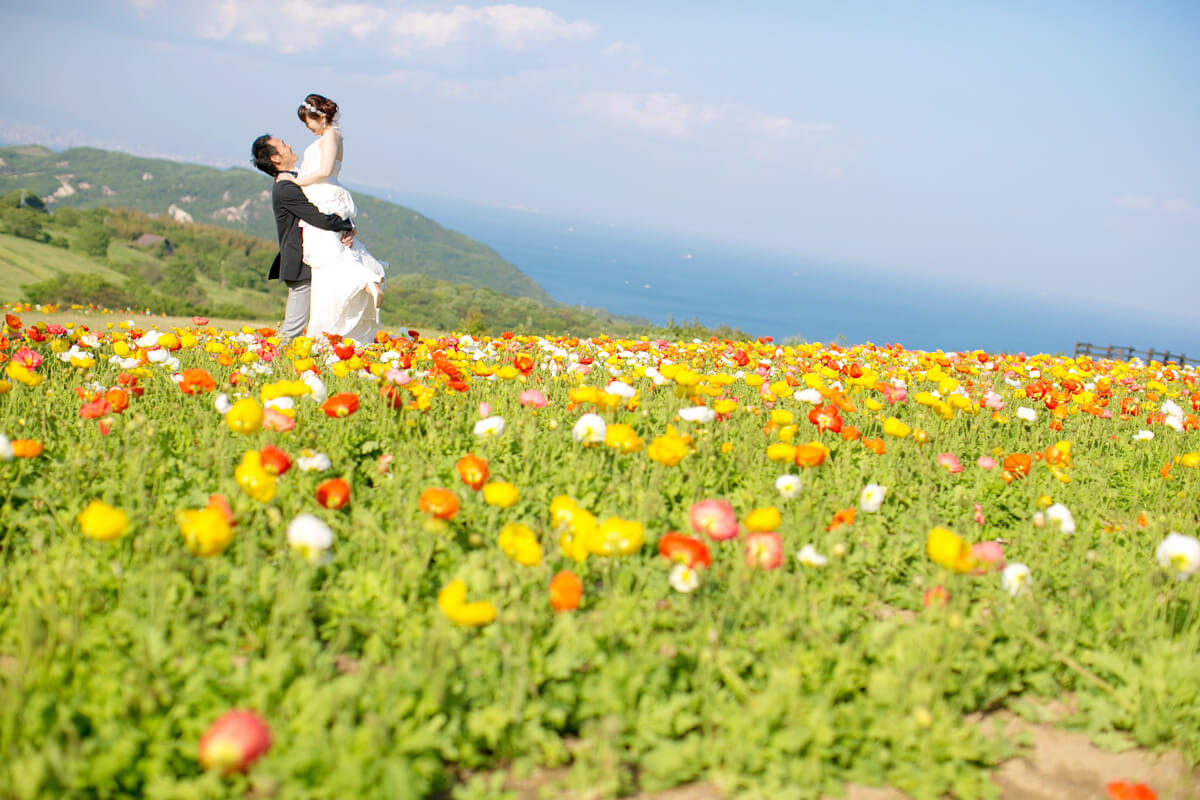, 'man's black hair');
251,134,278,177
